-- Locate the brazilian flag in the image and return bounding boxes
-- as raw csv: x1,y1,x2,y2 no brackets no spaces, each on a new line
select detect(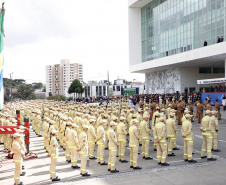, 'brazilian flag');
0,3,4,110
